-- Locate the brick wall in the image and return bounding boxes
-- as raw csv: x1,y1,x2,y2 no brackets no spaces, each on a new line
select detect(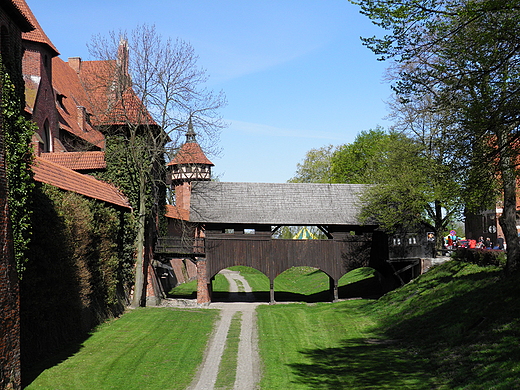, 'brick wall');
196,260,210,304
22,41,59,153
0,11,25,104
175,182,192,210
